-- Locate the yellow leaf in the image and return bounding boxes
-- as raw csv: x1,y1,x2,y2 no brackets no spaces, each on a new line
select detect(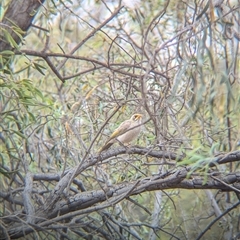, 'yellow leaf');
65,122,73,135
85,85,98,100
